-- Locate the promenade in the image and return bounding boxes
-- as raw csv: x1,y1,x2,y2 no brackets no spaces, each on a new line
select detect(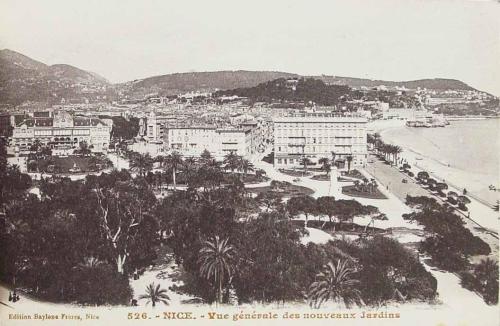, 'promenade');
364,154,499,262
